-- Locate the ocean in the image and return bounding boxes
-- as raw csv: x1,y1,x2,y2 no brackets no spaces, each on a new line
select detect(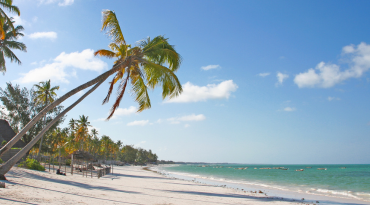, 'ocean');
155,164,370,203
